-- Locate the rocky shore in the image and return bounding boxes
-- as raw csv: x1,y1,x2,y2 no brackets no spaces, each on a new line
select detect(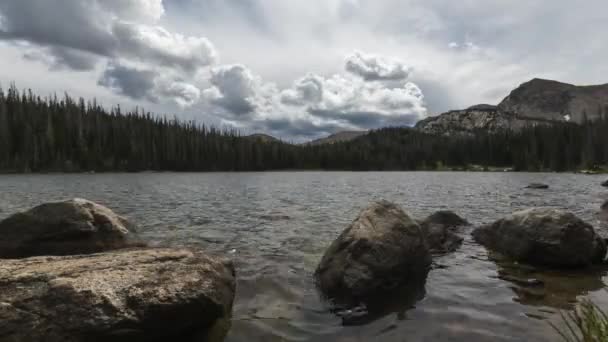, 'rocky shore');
0,199,236,342
1,194,607,340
